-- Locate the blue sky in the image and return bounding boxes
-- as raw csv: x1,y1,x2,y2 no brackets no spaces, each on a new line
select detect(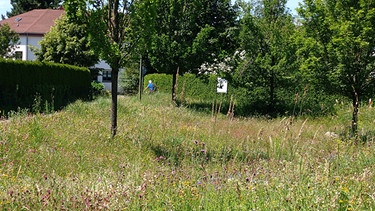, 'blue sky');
0,0,11,18
0,0,302,19
286,0,301,15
